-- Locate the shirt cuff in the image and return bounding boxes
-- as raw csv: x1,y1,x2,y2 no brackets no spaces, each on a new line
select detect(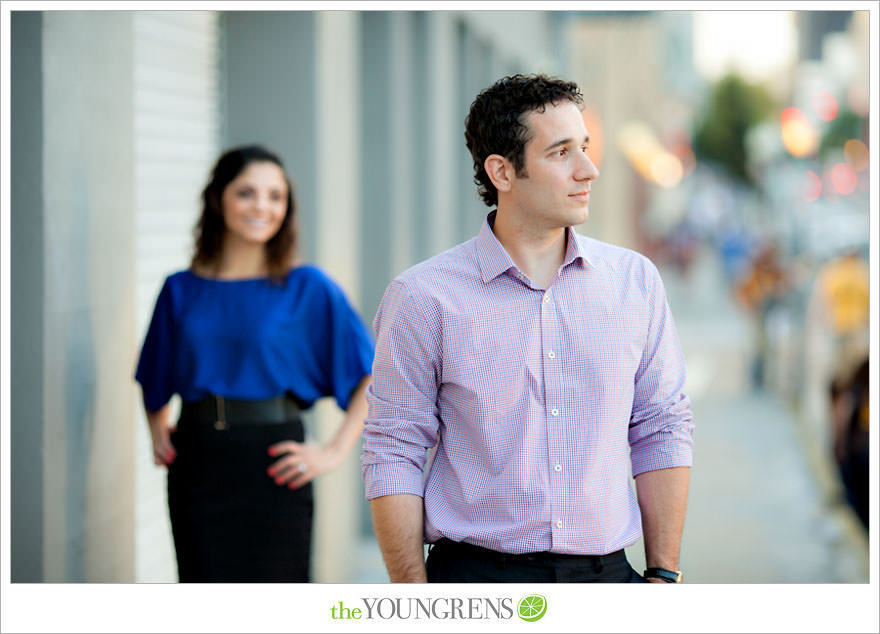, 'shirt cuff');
362,462,426,500
630,432,694,477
